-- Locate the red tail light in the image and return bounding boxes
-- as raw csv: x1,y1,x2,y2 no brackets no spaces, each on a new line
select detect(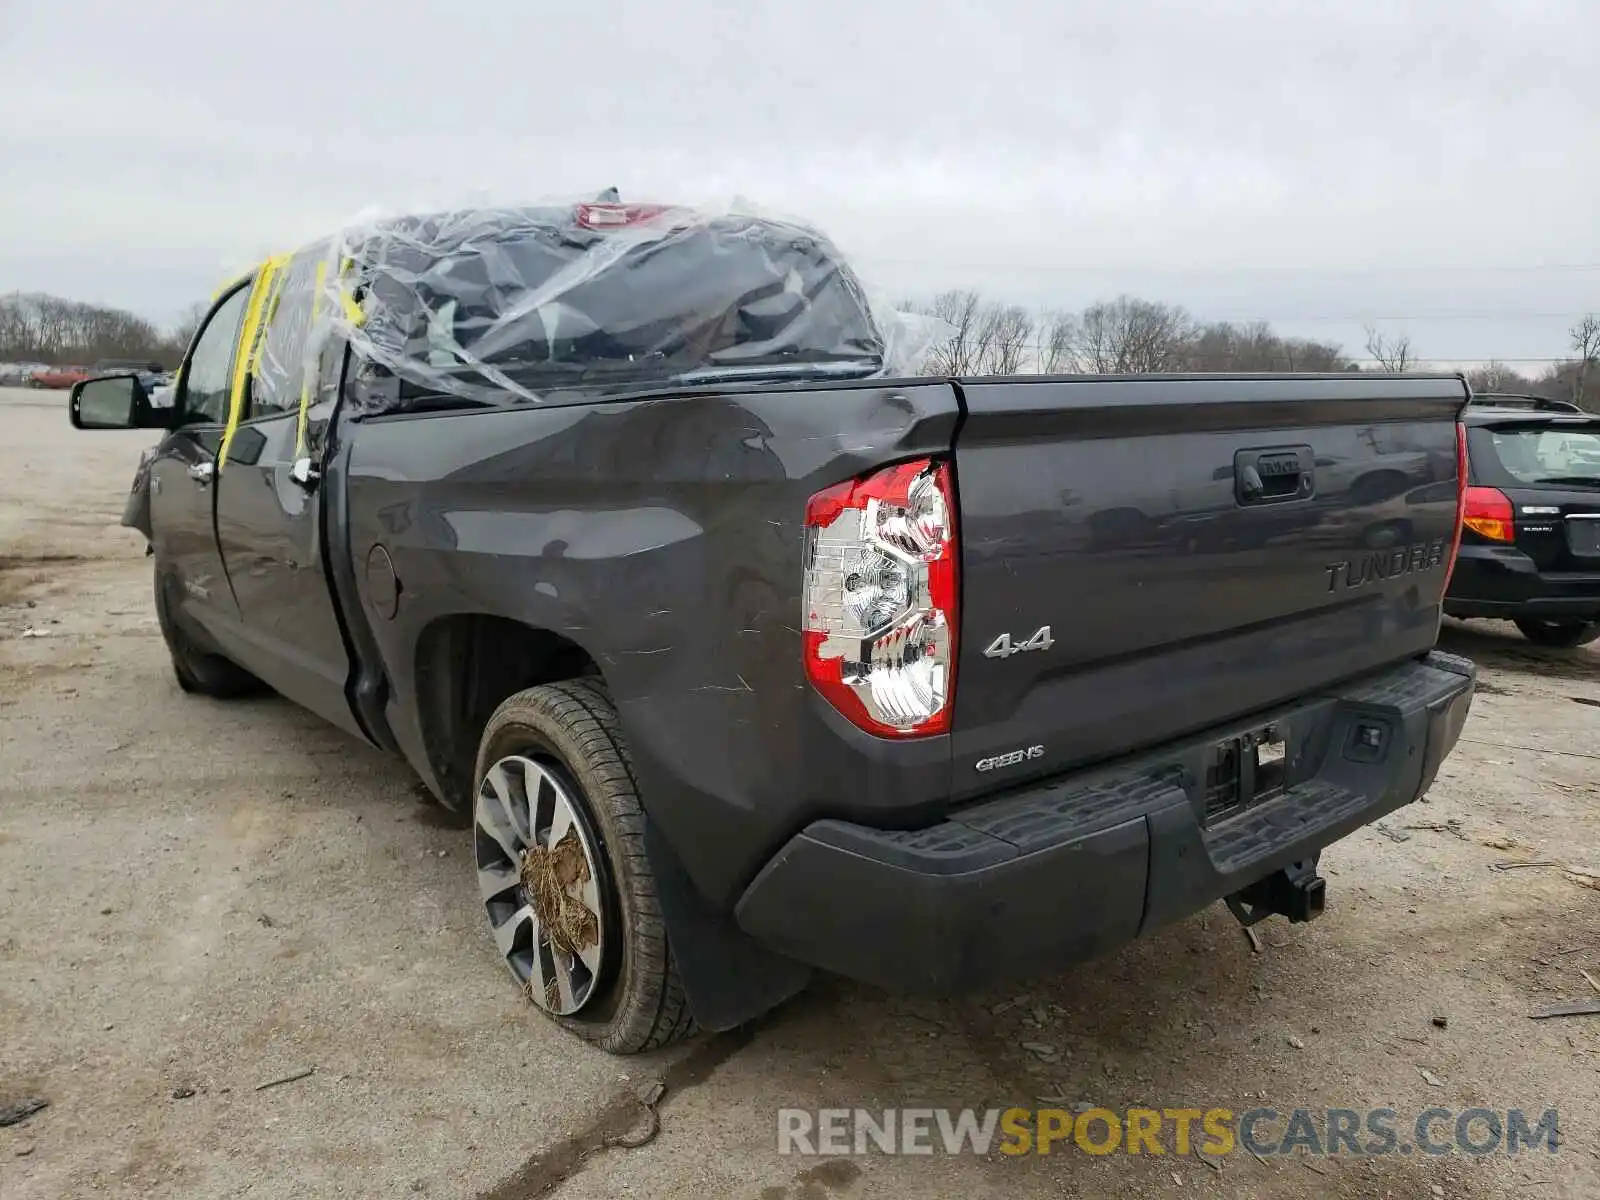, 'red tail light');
802,459,958,737
1462,485,1515,544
